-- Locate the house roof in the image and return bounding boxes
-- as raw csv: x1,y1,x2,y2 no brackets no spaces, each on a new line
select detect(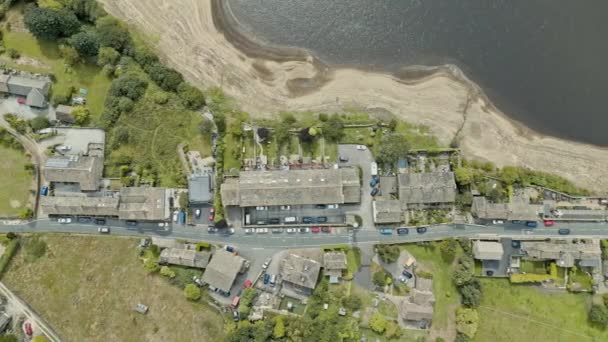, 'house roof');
159,248,212,269
411,289,435,306
415,277,434,292
44,156,103,191
373,199,402,223
521,240,601,268
398,172,456,206
471,197,540,221
0,74,9,92
6,75,50,97
220,168,361,207
201,249,246,293
280,253,322,290
26,88,46,107
323,252,347,271
188,174,212,203
55,105,76,123
40,195,119,217
473,241,505,260
118,187,170,221
400,300,434,321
